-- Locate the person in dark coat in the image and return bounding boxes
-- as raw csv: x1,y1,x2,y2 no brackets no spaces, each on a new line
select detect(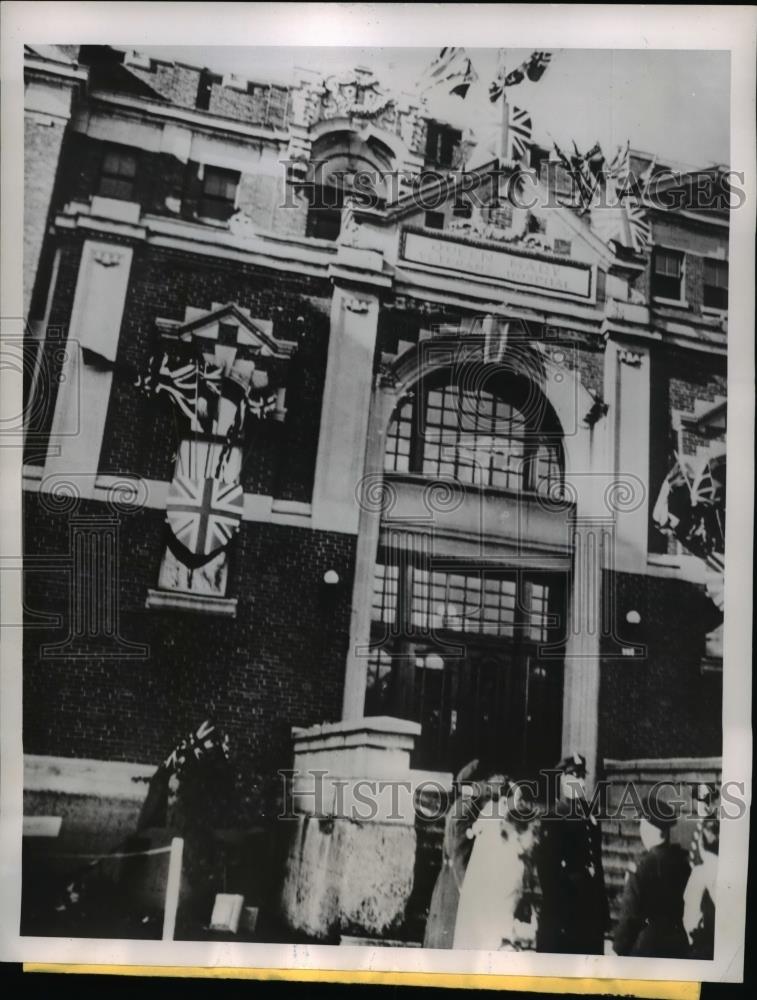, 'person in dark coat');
535,753,609,955
423,758,482,949
613,796,691,958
